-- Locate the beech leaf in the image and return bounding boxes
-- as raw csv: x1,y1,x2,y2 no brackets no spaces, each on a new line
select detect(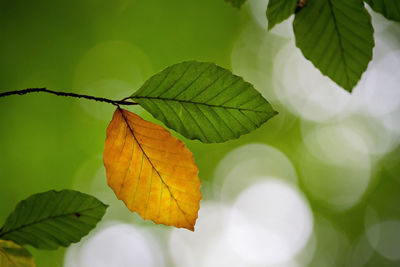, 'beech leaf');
103,108,201,231
266,0,297,30
293,0,374,92
0,240,35,267
130,61,277,143
0,190,108,250
365,0,400,22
